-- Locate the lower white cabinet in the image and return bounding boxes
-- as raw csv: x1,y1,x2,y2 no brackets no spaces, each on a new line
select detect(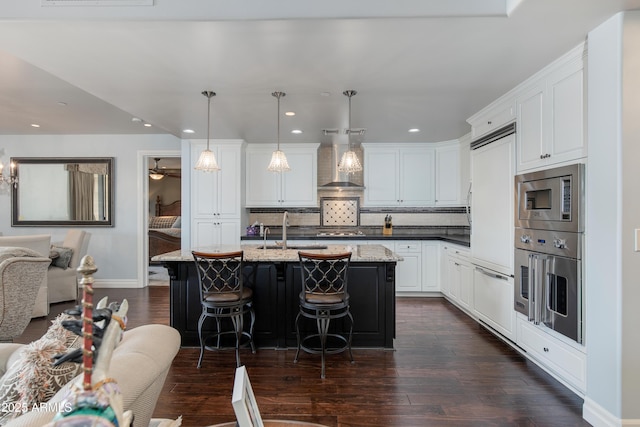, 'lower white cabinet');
383,242,422,293
472,265,516,342
192,219,240,248
442,244,472,312
517,315,586,393
421,242,440,292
